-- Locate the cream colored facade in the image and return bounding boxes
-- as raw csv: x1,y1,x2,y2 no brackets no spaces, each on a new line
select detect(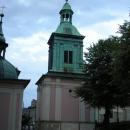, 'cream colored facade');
0,79,29,130
36,74,95,130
